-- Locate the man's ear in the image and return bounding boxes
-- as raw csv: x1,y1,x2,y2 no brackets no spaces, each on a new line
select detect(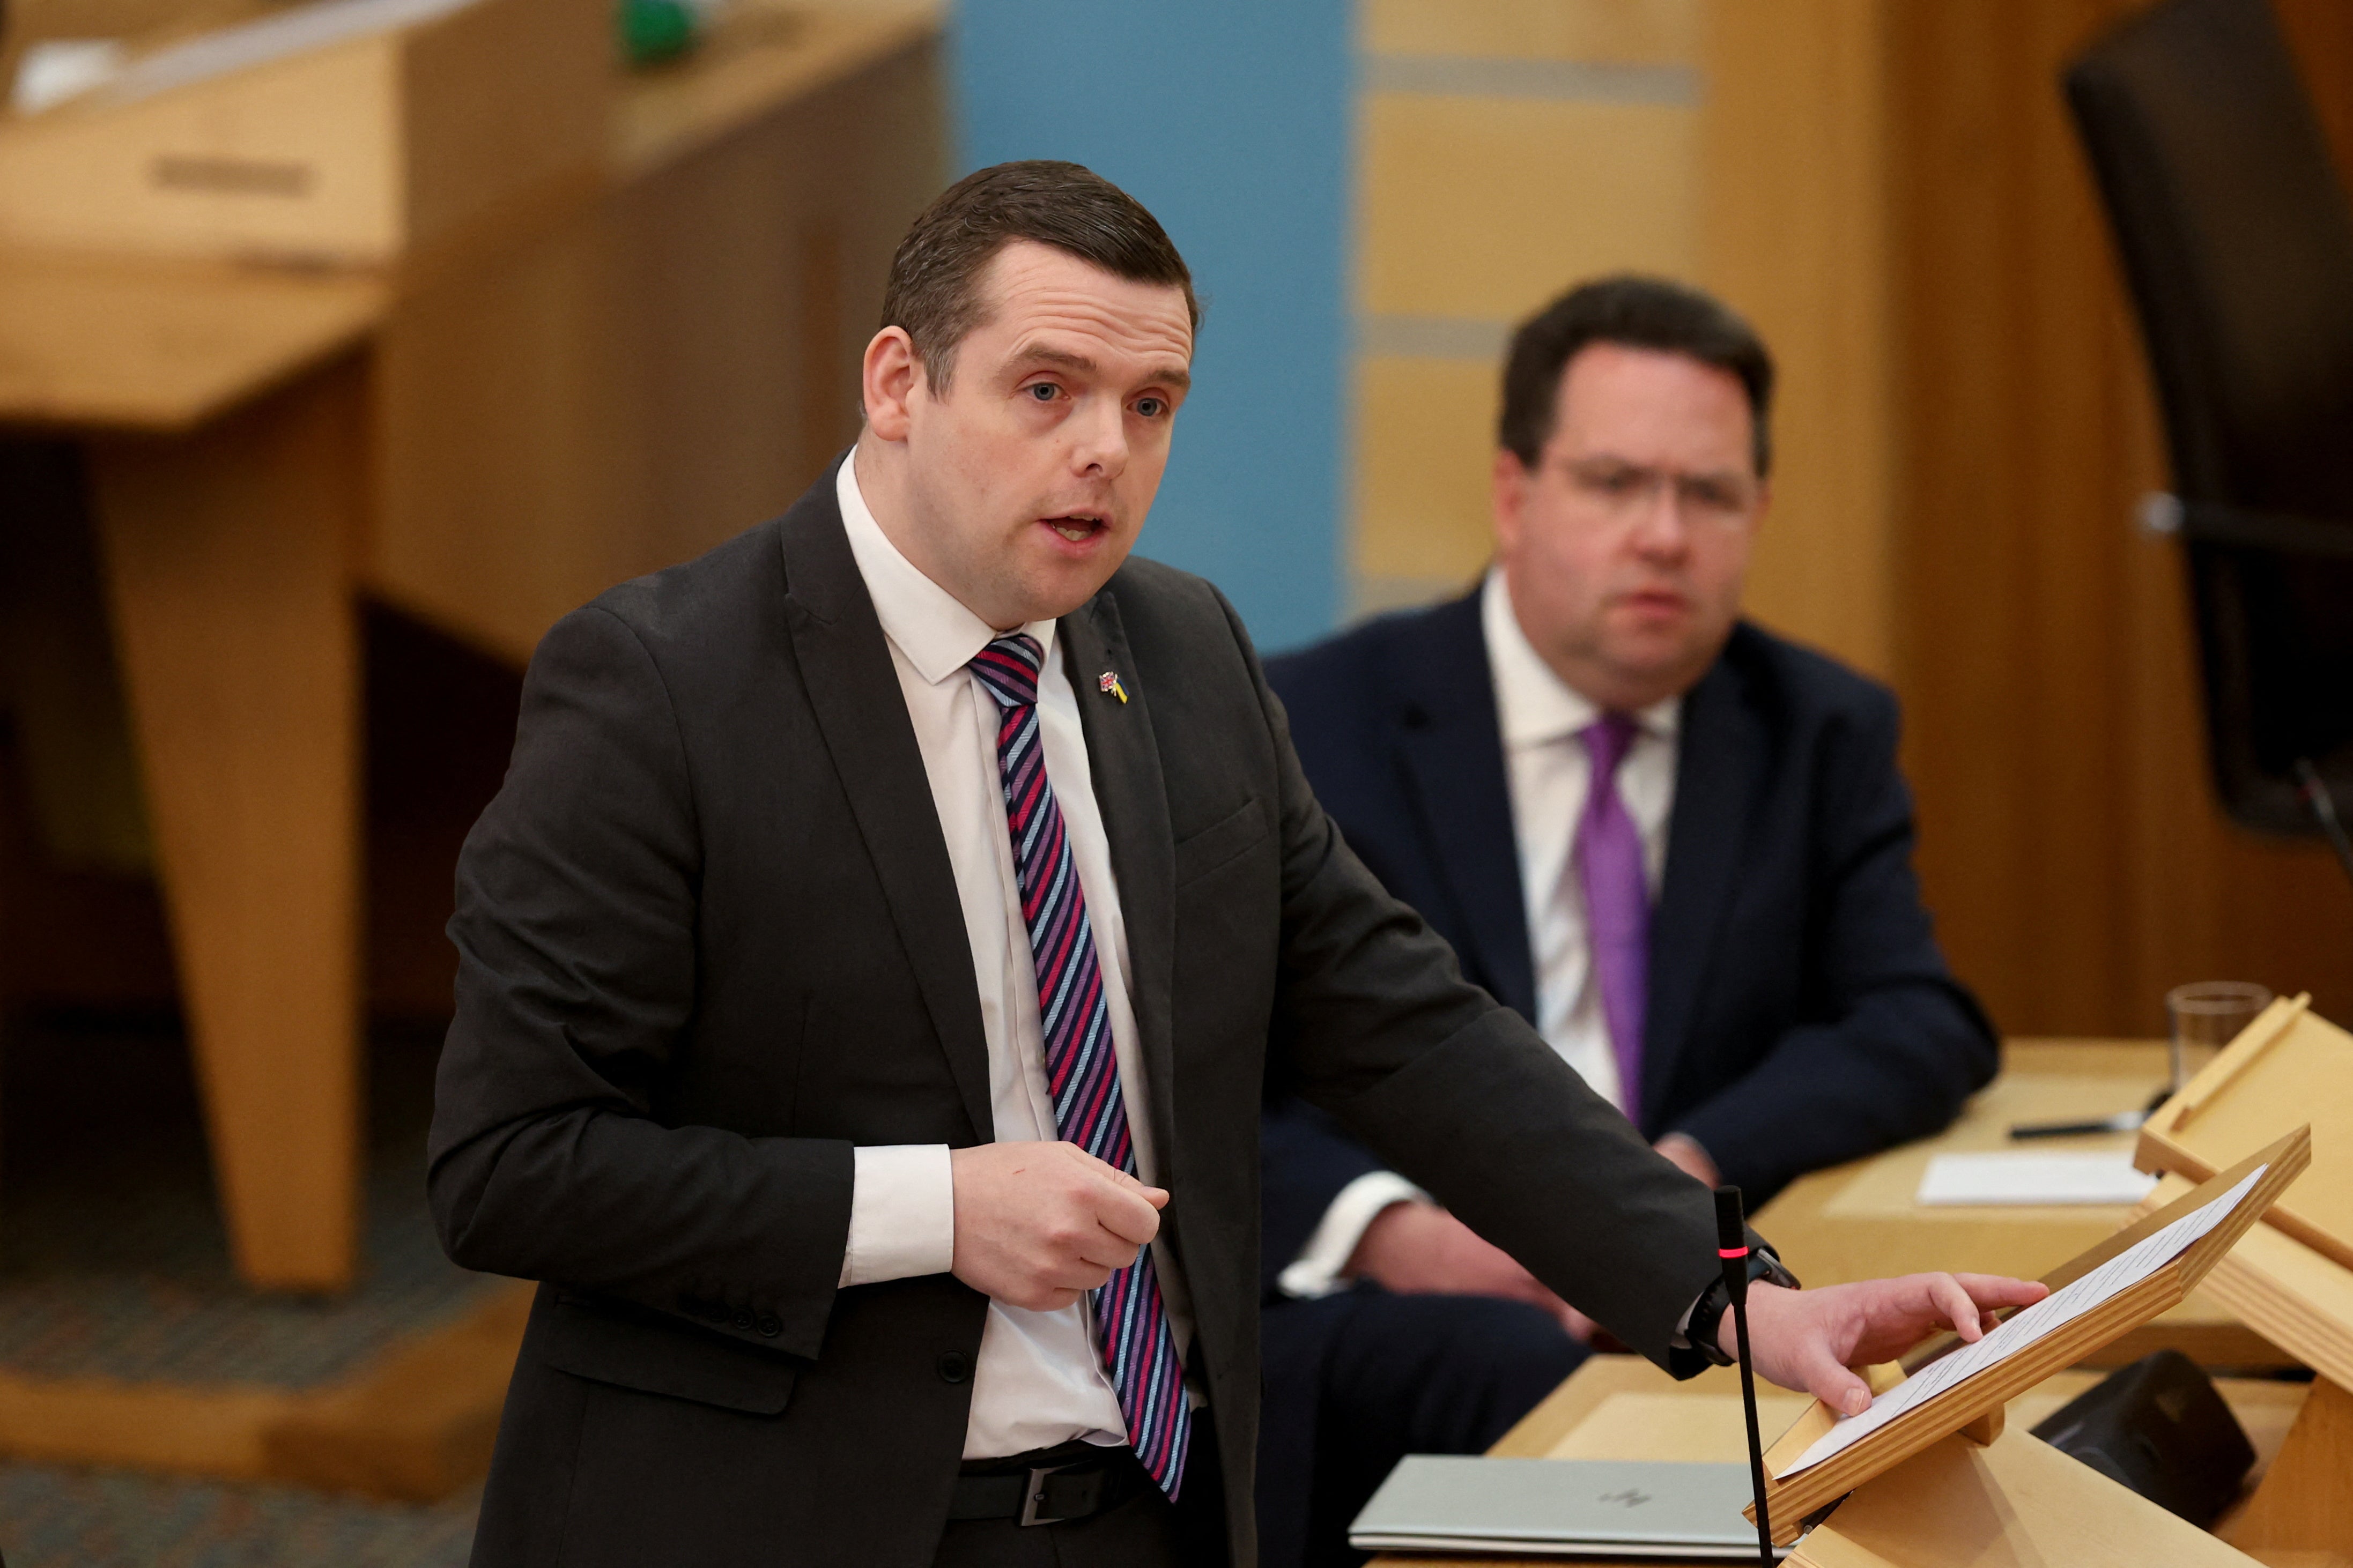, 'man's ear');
1491,446,1532,557
862,326,924,442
